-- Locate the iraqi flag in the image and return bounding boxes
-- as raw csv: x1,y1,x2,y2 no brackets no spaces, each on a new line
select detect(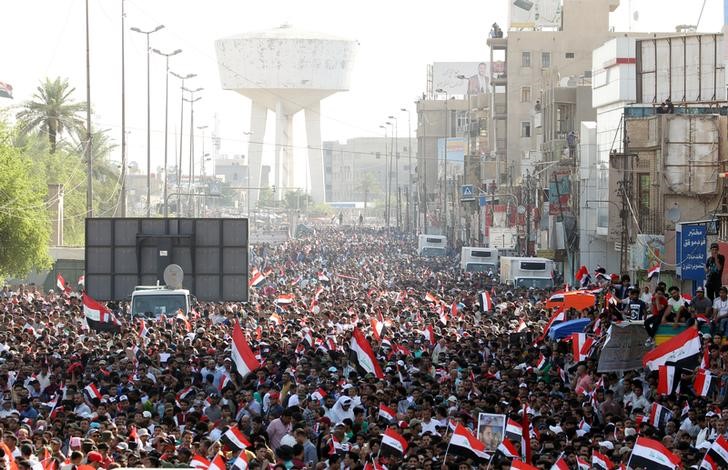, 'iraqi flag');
505,418,523,443
83,383,102,402
591,450,614,470
350,328,384,378
702,435,728,469
647,263,661,280
627,437,681,470
516,318,527,333
371,315,385,341
83,294,121,333
449,423,490,462
552,456,569,470
571,333,593,362
0,82,13,99
248,268,266,288
318,271,330,283
535,309,566,343
231,451,249,470
575,457,590,470
207,454,226,470
657,364,681,395
575,265,590,287
424,292,439,303
380,428,408,458
642,327,701,371
219,425,251,452
231,320,261,379
480,291,493,312
648,402,673,429
498,439,519,458
274,294,294,304
695,369,714,397
378,403,396,423
56,273,70,293
189,455,210,469
510,461,539,470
